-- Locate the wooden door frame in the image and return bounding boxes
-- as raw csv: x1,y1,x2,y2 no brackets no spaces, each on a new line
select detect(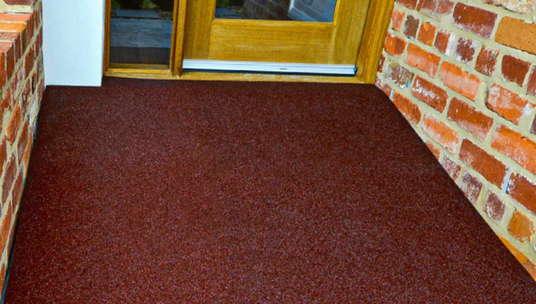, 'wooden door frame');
104,0,394,84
